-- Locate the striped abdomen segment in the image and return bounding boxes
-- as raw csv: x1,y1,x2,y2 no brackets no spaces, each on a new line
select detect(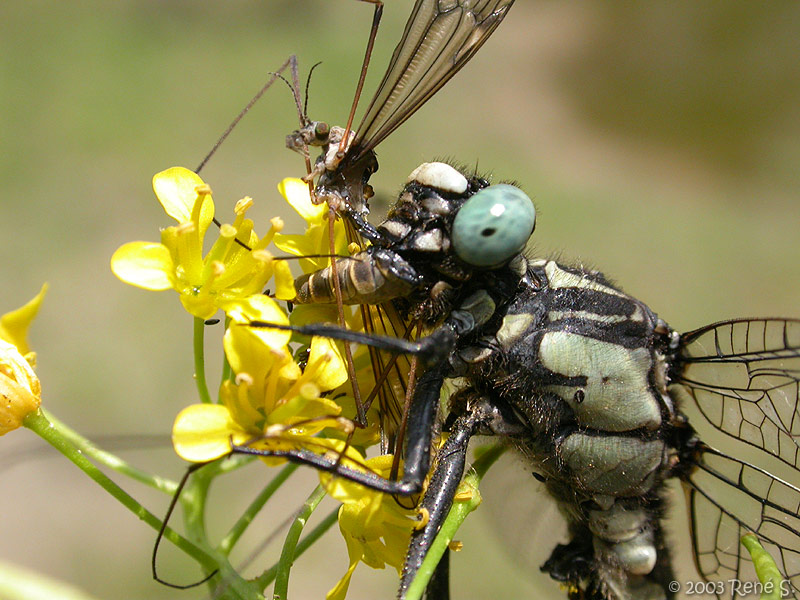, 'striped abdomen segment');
293,248,422,305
